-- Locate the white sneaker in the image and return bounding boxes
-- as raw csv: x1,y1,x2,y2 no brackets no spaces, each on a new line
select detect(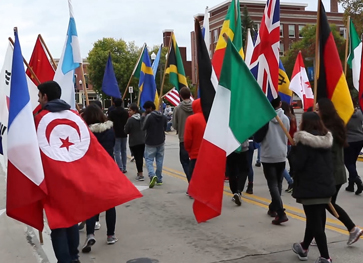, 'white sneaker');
310,238,317,246
95,221,101,230
347,227,363,245
107,235,118,245
82,234,96,253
